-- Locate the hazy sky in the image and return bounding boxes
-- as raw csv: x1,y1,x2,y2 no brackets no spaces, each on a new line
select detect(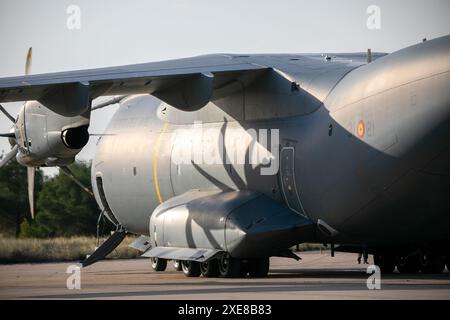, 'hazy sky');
0,0,449,172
